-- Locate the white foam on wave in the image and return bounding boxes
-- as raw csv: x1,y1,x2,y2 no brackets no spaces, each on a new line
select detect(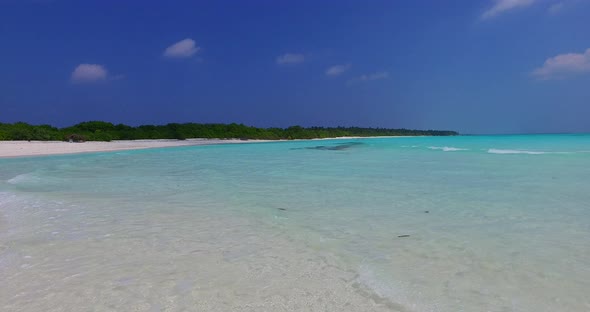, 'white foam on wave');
428,146,468,152
488,149,590,155
487,149,564,155
6,173,41,185
488,149,546,155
